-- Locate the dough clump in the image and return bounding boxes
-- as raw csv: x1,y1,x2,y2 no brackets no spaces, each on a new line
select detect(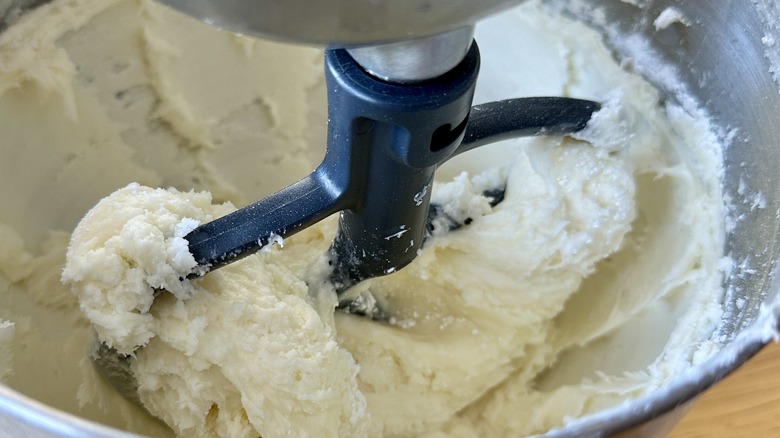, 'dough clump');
64,184,368,437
